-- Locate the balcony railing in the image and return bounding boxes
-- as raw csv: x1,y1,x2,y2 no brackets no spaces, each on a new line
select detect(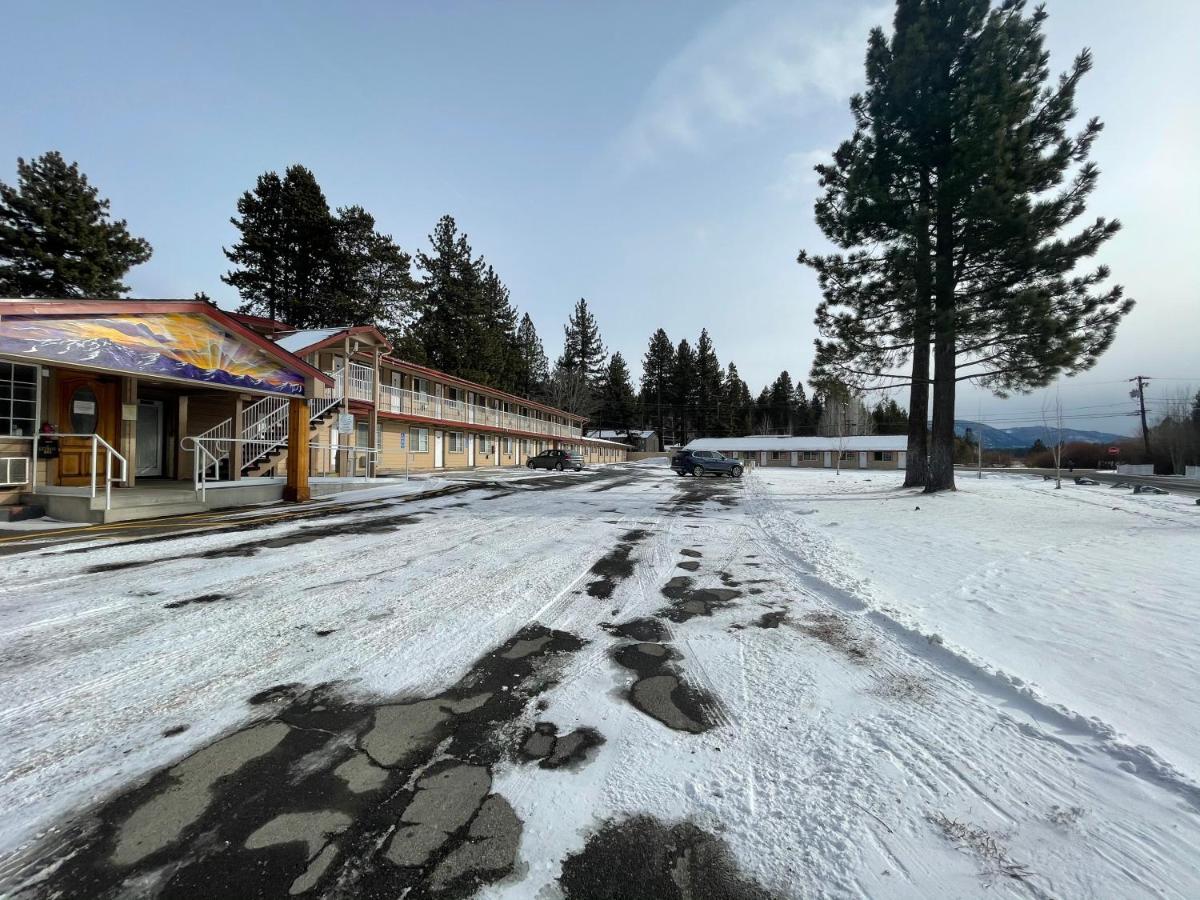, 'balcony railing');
373,380,581,439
